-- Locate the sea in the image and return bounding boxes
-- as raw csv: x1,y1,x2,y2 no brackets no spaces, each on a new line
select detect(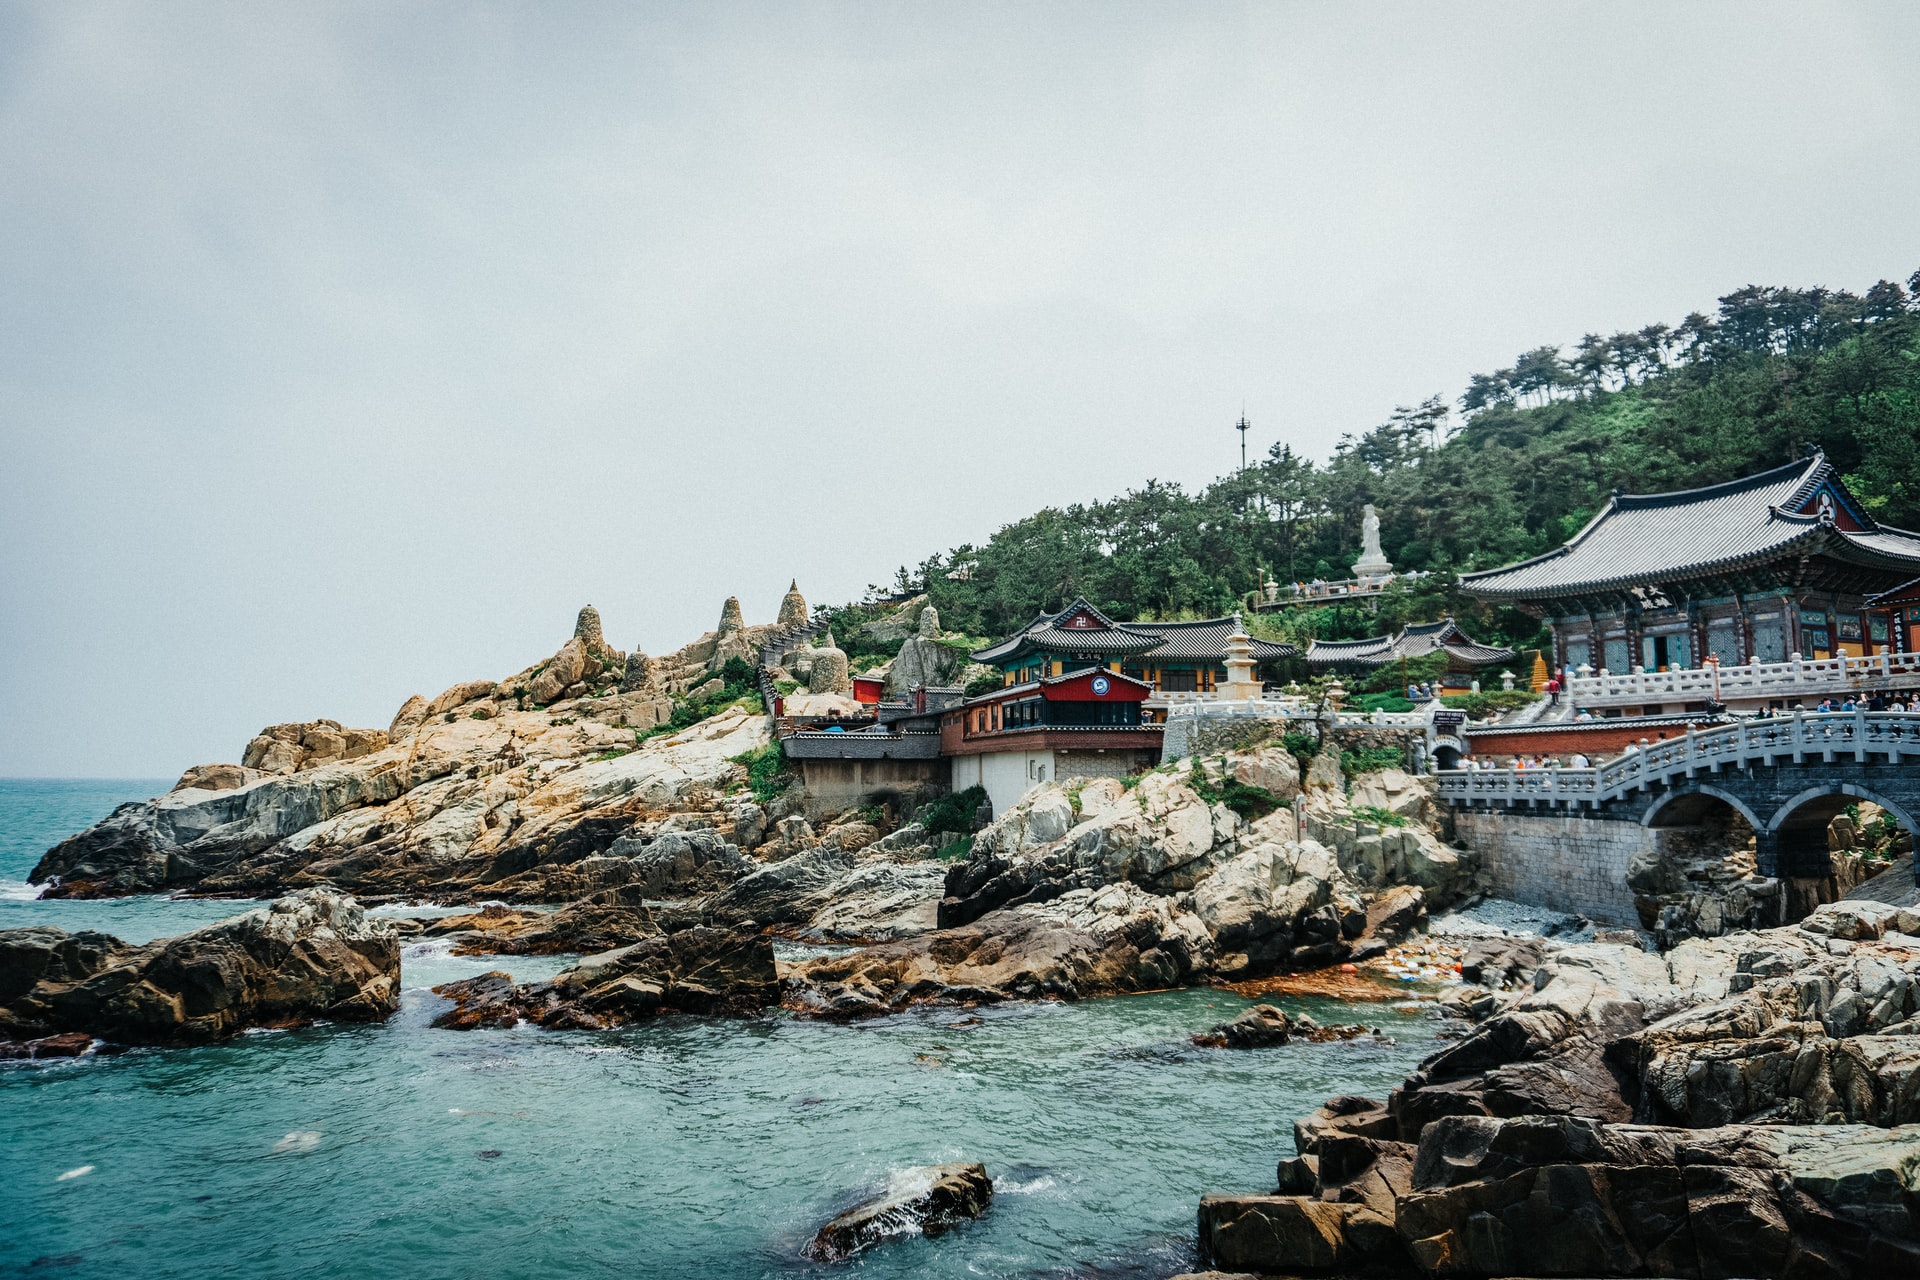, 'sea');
0,778,1441,1279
